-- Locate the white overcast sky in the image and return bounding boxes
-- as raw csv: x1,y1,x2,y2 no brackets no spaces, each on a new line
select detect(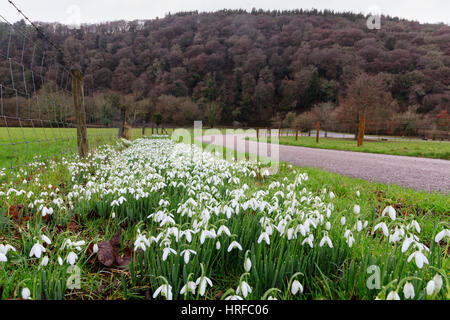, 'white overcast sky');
1,0,449,25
